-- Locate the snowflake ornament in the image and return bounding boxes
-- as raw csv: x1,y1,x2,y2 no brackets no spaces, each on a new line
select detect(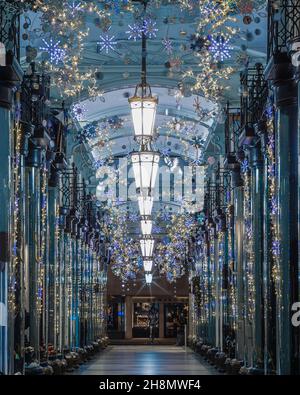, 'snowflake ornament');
40,38,66,65
241,158,249,173
162,38,173,55
142,18,158,38
209,35,233,62
93,159,106,170
97,33,118,54
153,225,162,234
68,1,83,16
129,212,139,222
126,23,143,41
71,103,87,121
191,157,202,166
